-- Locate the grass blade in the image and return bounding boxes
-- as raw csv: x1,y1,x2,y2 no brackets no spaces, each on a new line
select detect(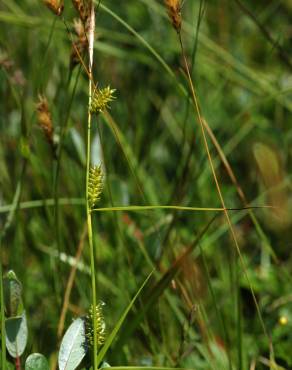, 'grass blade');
96,271,154,366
